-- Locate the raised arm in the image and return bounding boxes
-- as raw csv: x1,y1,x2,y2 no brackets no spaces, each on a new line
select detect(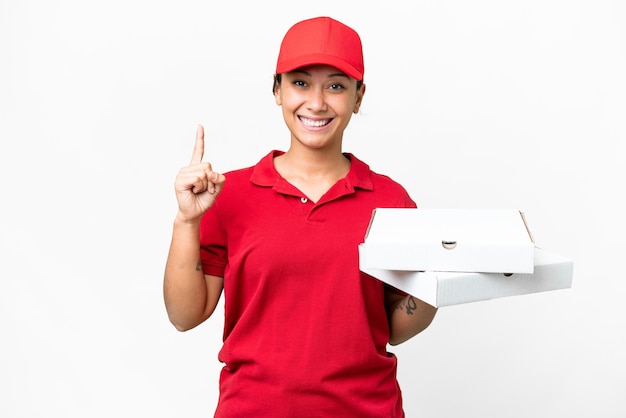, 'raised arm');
163,125,226,331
